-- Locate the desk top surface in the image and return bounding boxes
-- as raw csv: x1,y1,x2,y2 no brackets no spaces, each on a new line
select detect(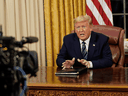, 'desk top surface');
27,67,128,88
